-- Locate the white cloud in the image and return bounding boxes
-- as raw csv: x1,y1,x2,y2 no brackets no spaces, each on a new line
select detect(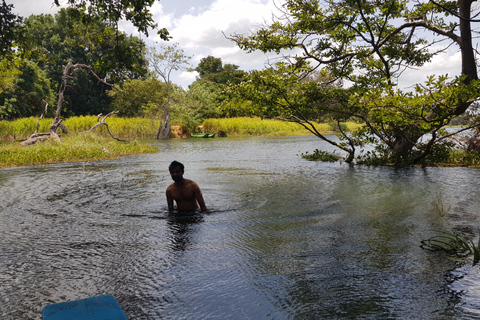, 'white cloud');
178,71,198,84
153,0,280,87
12,0,61,17
397,48,462,89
